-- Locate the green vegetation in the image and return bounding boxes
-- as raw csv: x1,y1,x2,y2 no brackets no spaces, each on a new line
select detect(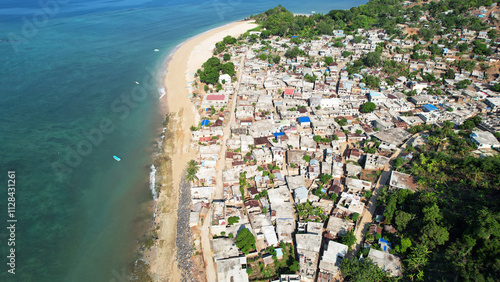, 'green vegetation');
455,79,471,90
361,102,377,113
284,46,305,59
361,75,380,89
185,160,199,183
341,231,357,249
335,117,347,126
493,83,500,92
313,135,332,143
214,35,237,54
324,56,334,66
341,257,393,281
254,190,268,200
362,146,377,154
351,212,360,222
375,122,500,280
313,187,337,201
342,51,353,58
246,242,298,280
296,201,328,222
198,57,235,85
228,216,240,226
319,173,333,185
235,228,256,254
